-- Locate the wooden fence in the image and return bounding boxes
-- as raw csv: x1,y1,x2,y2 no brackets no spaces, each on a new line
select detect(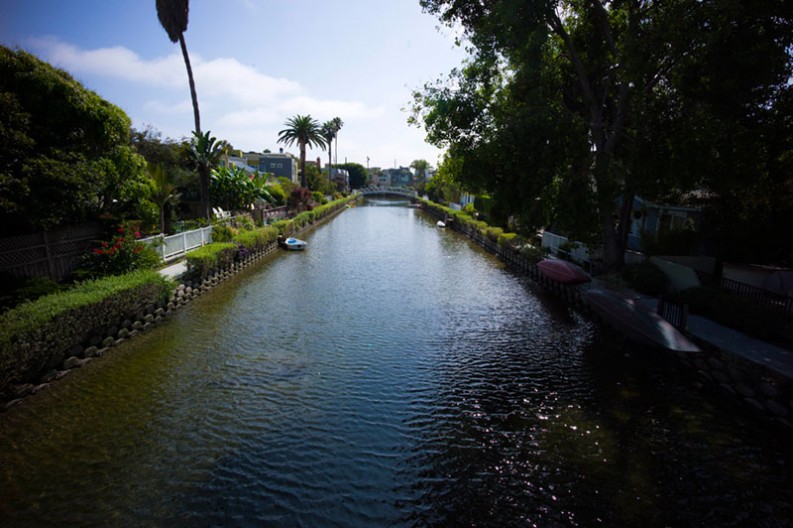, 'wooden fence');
0,223,104,281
